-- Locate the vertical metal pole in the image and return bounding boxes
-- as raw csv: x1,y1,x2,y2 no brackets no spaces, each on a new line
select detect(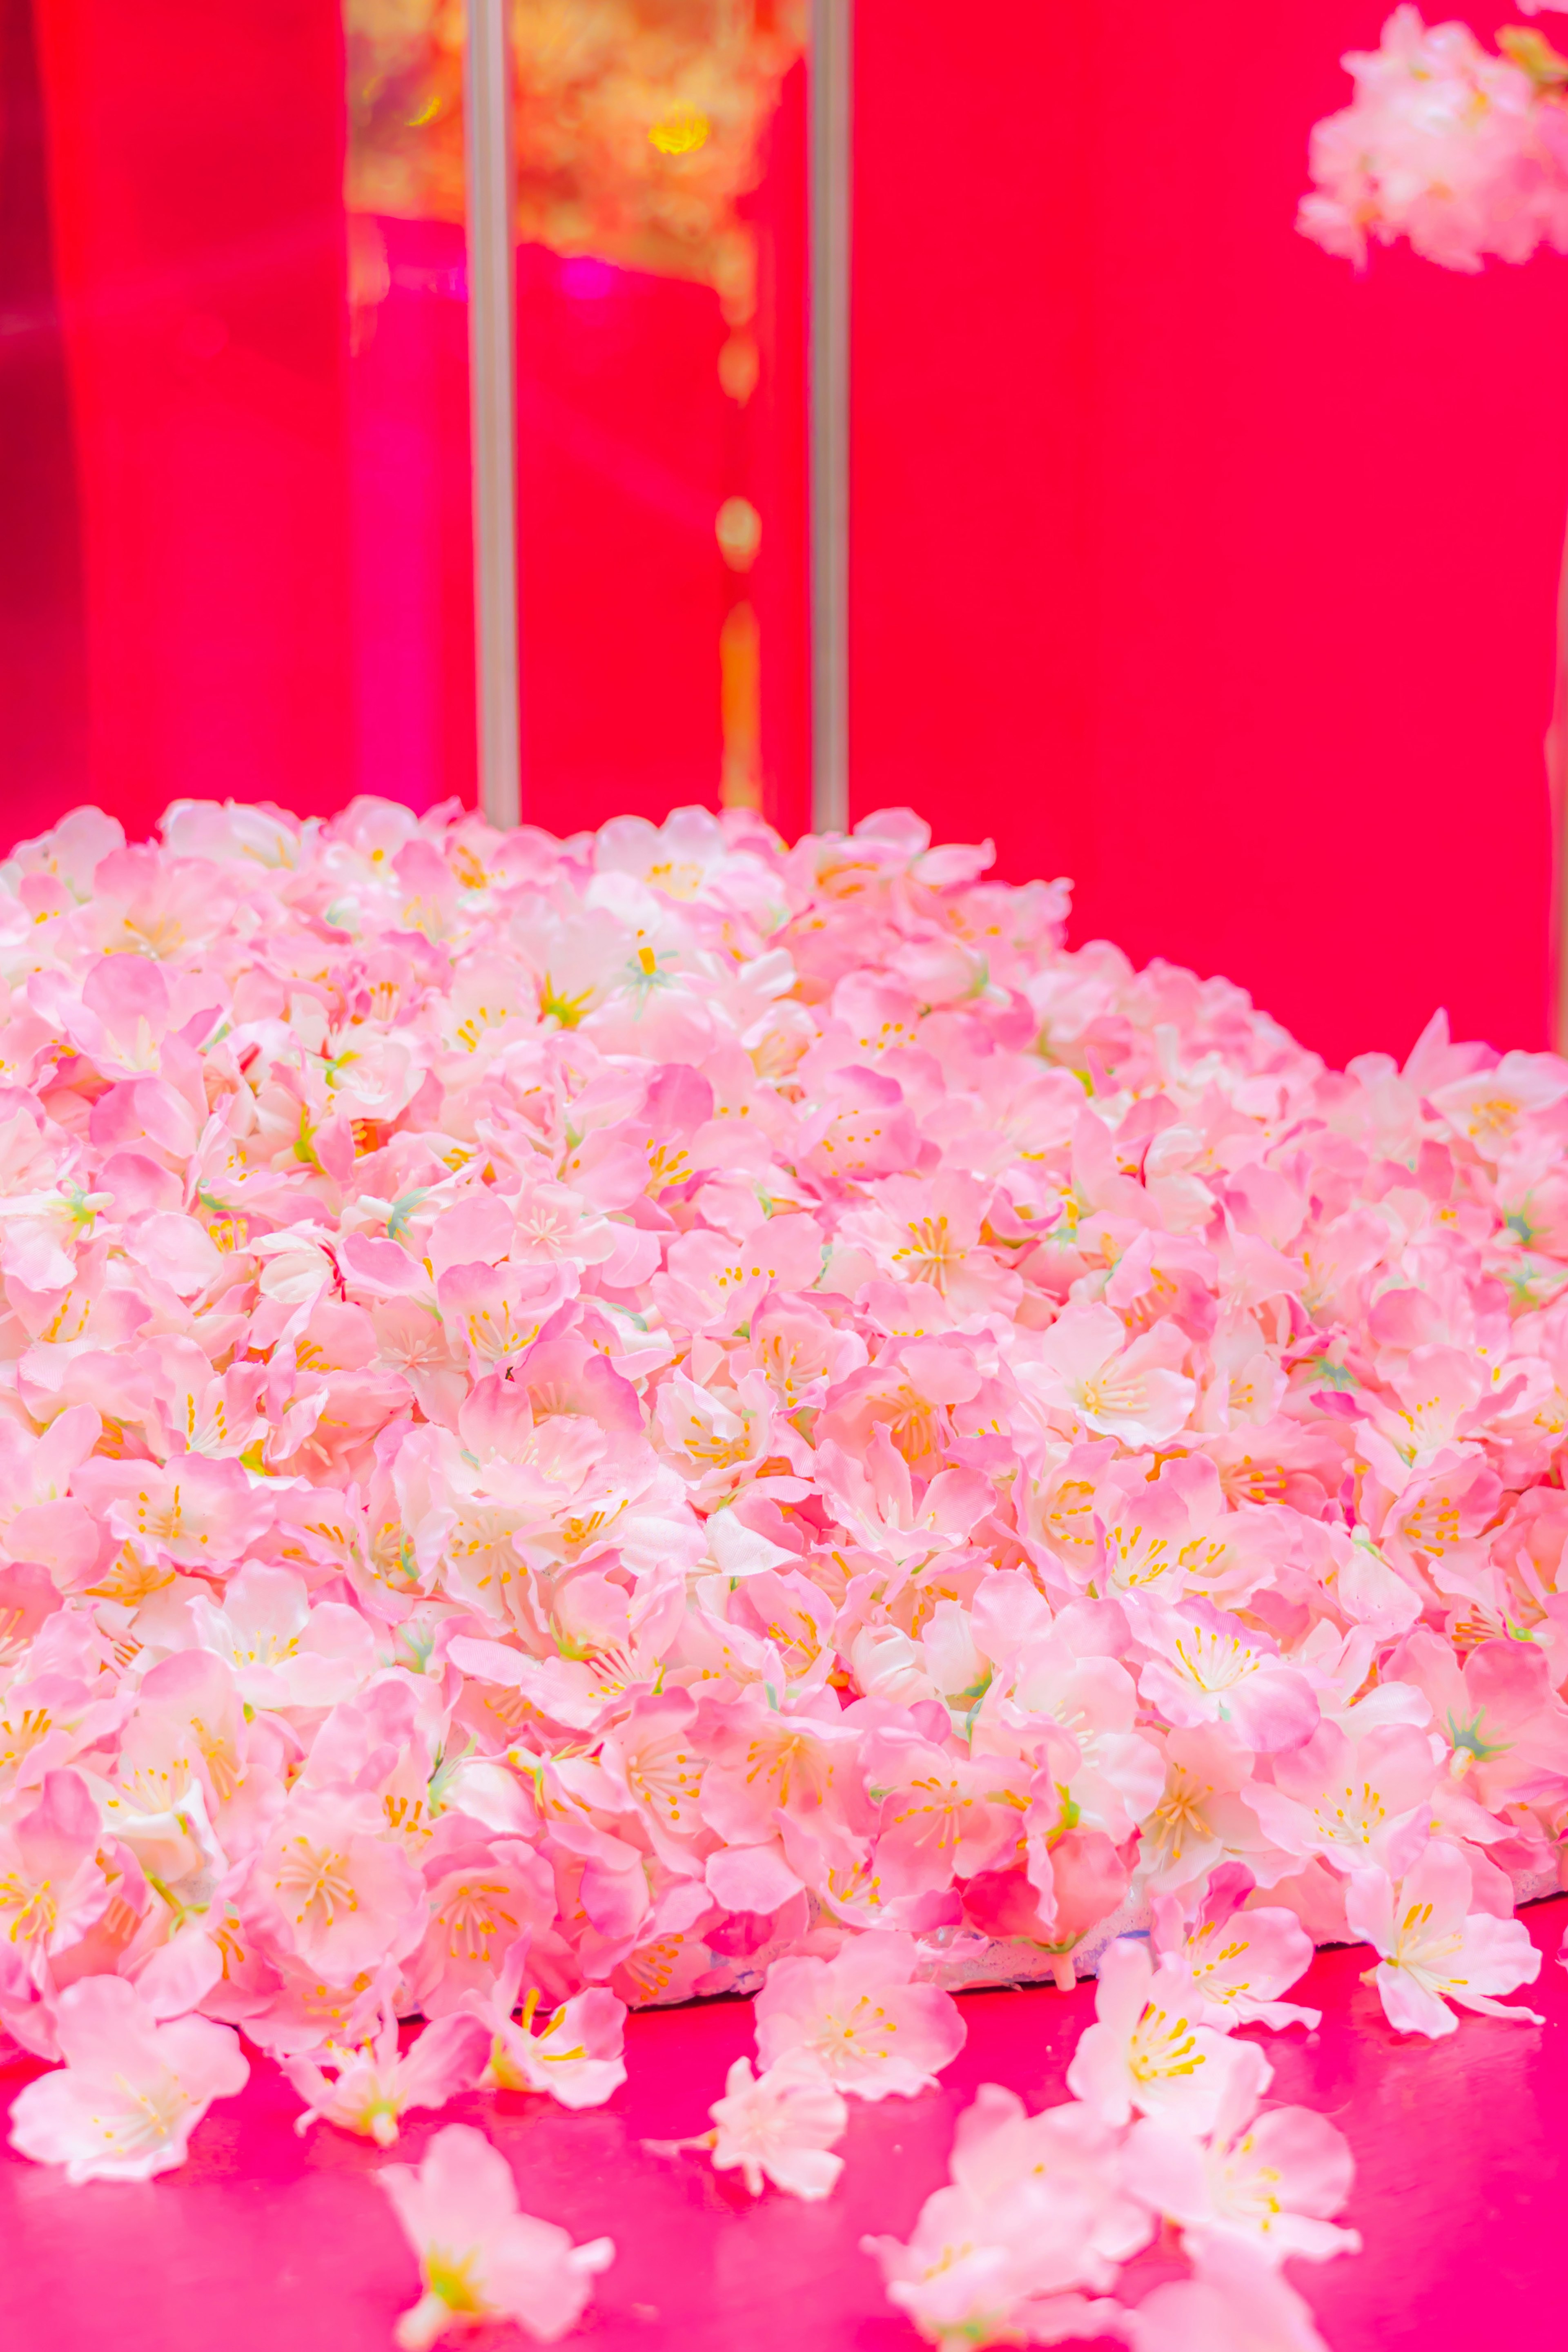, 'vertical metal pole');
810,0,852,836
1552,507,1568,1054
464,0,522,828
